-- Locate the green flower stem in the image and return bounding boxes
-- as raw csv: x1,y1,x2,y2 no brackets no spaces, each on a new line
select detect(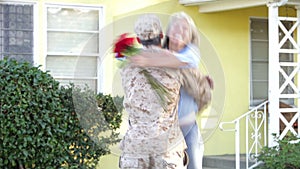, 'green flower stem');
140,69,172,112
